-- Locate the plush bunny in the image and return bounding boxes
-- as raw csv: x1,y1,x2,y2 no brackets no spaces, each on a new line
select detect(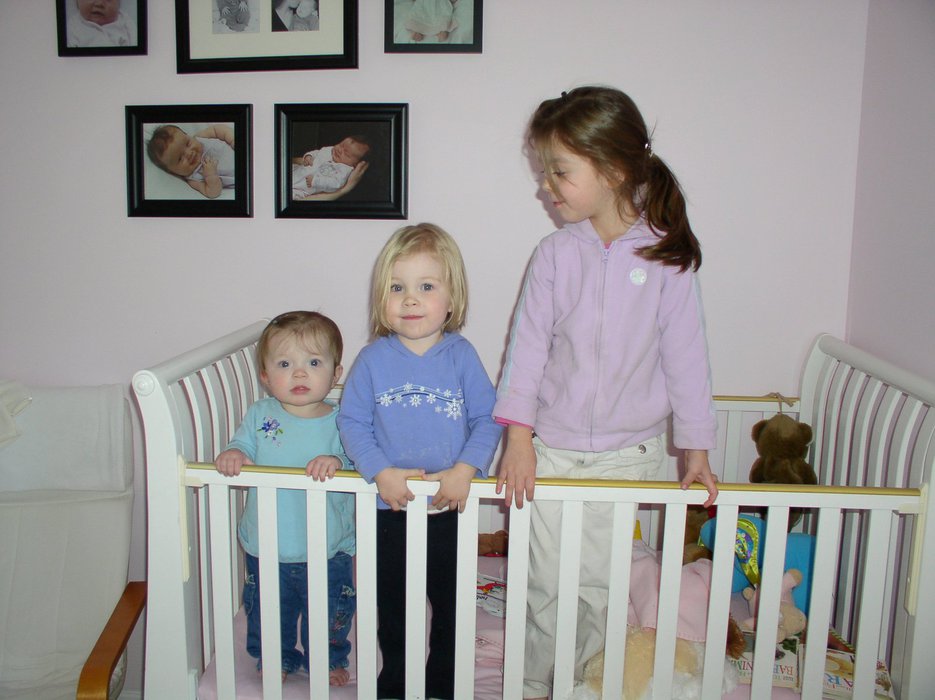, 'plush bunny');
741,568,807,643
